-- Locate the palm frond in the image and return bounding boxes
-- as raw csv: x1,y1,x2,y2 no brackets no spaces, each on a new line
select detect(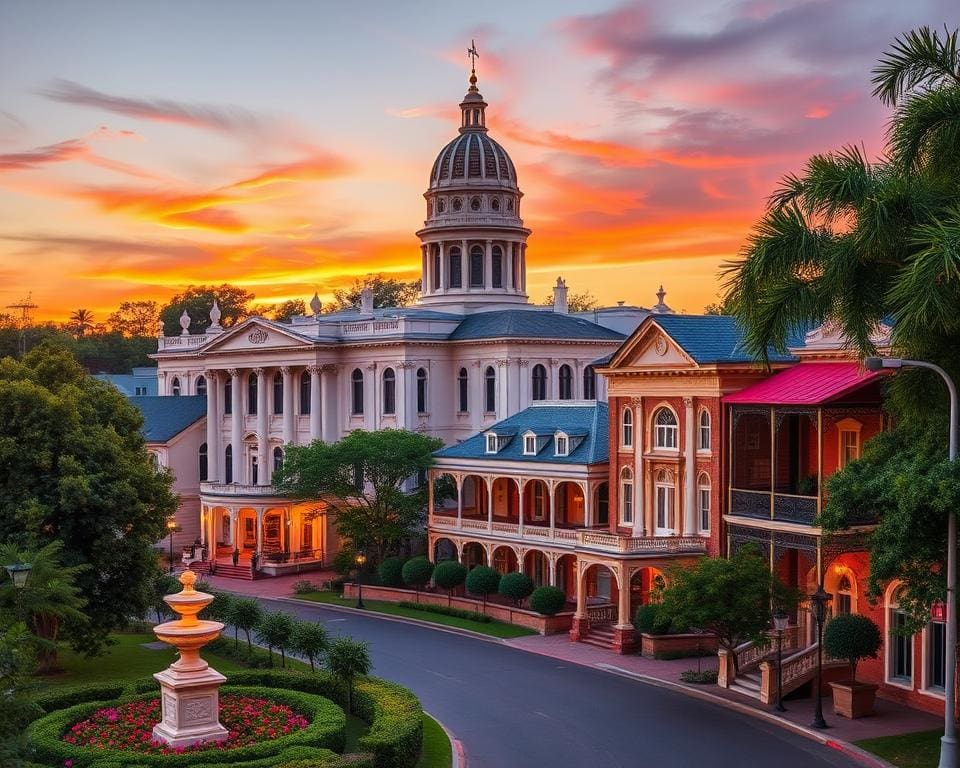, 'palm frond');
801,145,875,221
889,86,960,171
872,25,960,106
